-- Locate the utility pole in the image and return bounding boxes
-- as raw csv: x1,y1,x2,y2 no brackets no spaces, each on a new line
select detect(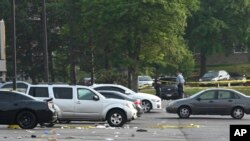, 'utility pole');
0,20,7,82
42,0,49,82
11,0,16,90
